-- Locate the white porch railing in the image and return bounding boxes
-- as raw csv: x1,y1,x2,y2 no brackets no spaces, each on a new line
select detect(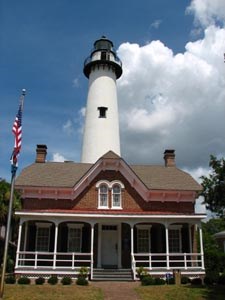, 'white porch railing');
131,252,205,278
15,251,92,274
